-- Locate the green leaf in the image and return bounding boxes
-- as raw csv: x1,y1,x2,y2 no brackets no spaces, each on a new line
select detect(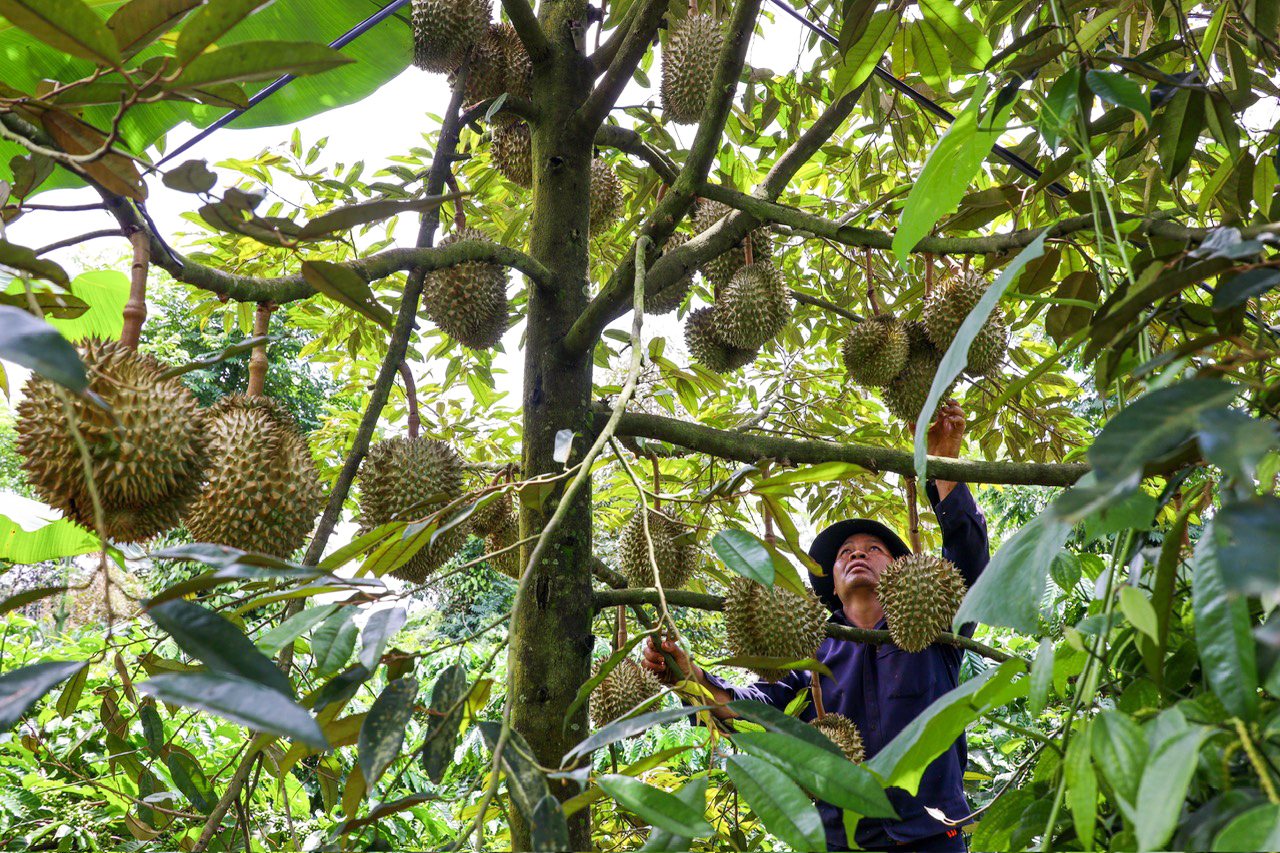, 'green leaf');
893,84,1014,264
359,606,407,670
918,0,991,71
0,660,87,729
0,306,86,392
174,0,276,61
639,778,707,852
358,677,418,788
1193,527,1258,720
307,663,370,713
1080,489,1157,544
530,794,571,853
563,633,653,732
161,159,218,194
256,603,339,658
148,599,294,697
300,260,394,331
832,10,899,98
0,494,98,564
725,700,843,756
1118,587,1159,642
297,194,463,240
107,0,202,59
47,269,130,342
563,707,713,766
1213,805,1280,851
1040,66,1080,150
311,606,358,678
754,461,866,487
0,585,67,617
479,721,550,820
1214,268,1280,311
0,242,69,287
1157,88,1205,180
1028,638,1053,717
422,665,468,784
165,749,215,813
157,335,274,380
1198,409,1278,486
598,775,714,838
138,672,327,749
1085,70,1151,127
1063,725,1096,850
174,40,354,87
712,529,774,586
733,731,896,817
140,702,164,752
705,656,830,679
1134,725,1210,851
725,754,826,850
1207,497,1280,597
1089,710,1145,820
867,659,1027,795
953,511,1071,633
0,0,120,66
913,231,1047,480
